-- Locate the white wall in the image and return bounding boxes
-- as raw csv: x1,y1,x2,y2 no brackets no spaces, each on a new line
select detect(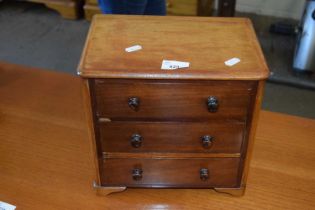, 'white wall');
217,0,306,20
